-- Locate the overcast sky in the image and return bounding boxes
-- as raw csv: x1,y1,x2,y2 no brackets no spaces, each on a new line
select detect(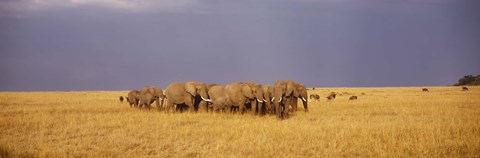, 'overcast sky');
1,0,479,91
